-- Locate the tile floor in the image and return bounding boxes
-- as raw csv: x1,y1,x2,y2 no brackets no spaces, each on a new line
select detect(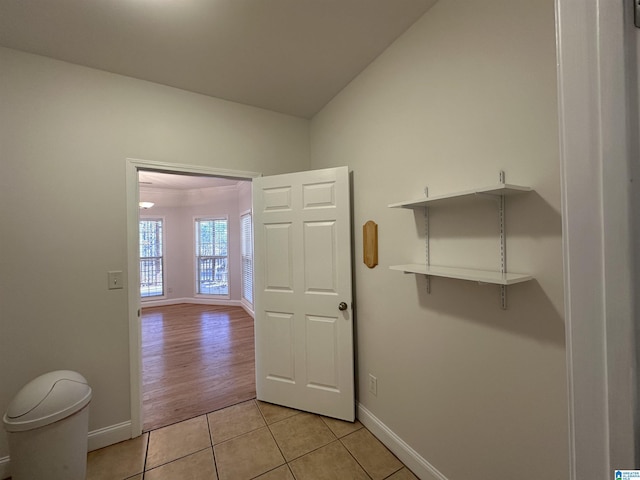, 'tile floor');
86,399,418,480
